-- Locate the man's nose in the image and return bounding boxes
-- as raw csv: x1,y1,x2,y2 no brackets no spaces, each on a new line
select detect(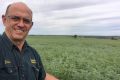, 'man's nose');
17,19,25,27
